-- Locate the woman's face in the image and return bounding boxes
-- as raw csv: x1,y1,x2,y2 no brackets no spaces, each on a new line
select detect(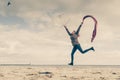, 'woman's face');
72,30,76,34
